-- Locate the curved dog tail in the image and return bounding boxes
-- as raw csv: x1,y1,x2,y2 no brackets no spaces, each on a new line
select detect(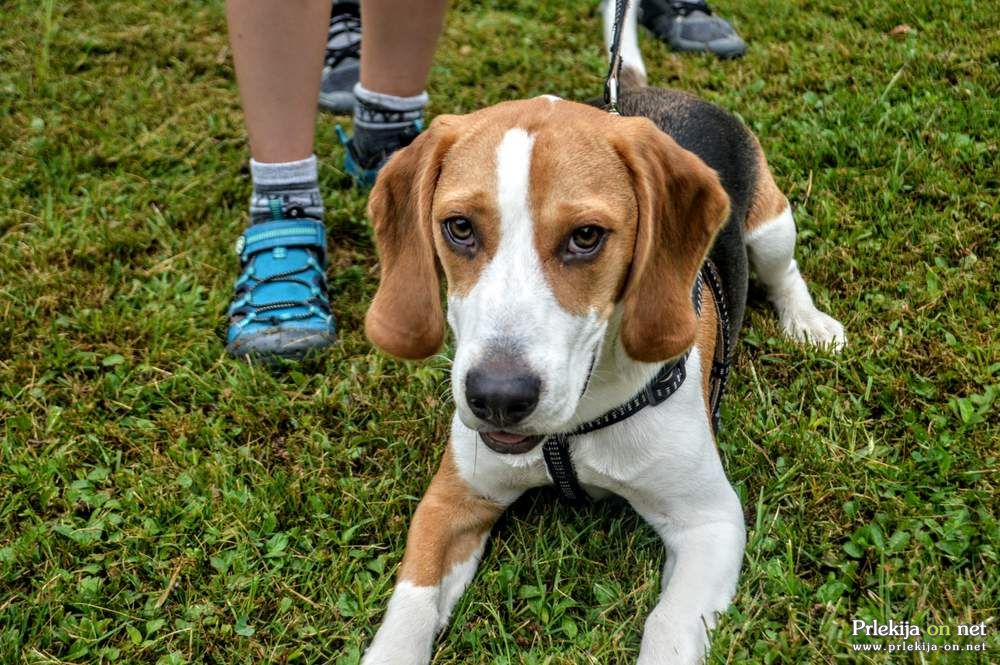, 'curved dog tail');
602,0,648,88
